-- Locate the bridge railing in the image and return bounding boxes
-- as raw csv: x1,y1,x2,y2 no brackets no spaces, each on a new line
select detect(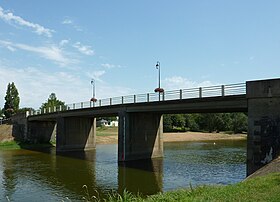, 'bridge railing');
29,83,246,116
